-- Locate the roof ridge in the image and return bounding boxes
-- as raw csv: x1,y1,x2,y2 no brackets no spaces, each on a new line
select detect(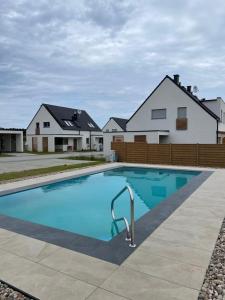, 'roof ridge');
43,103,84,112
